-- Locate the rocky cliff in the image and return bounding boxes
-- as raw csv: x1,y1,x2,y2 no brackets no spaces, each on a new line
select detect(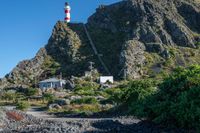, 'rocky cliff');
0,0,200,88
